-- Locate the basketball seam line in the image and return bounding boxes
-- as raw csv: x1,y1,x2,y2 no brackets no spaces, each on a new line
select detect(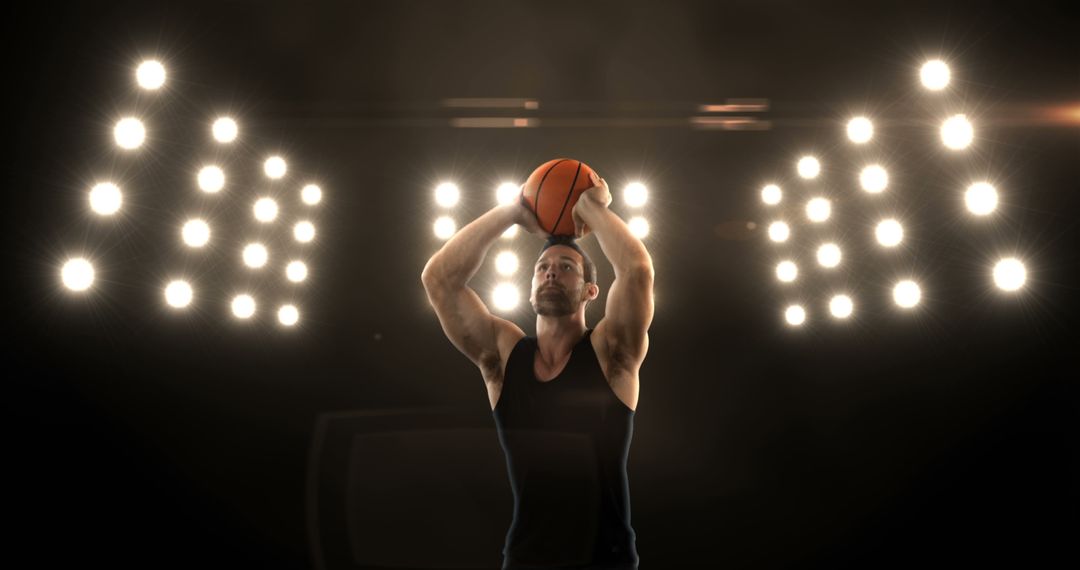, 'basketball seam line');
535,159,568,234
551,161,583,235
